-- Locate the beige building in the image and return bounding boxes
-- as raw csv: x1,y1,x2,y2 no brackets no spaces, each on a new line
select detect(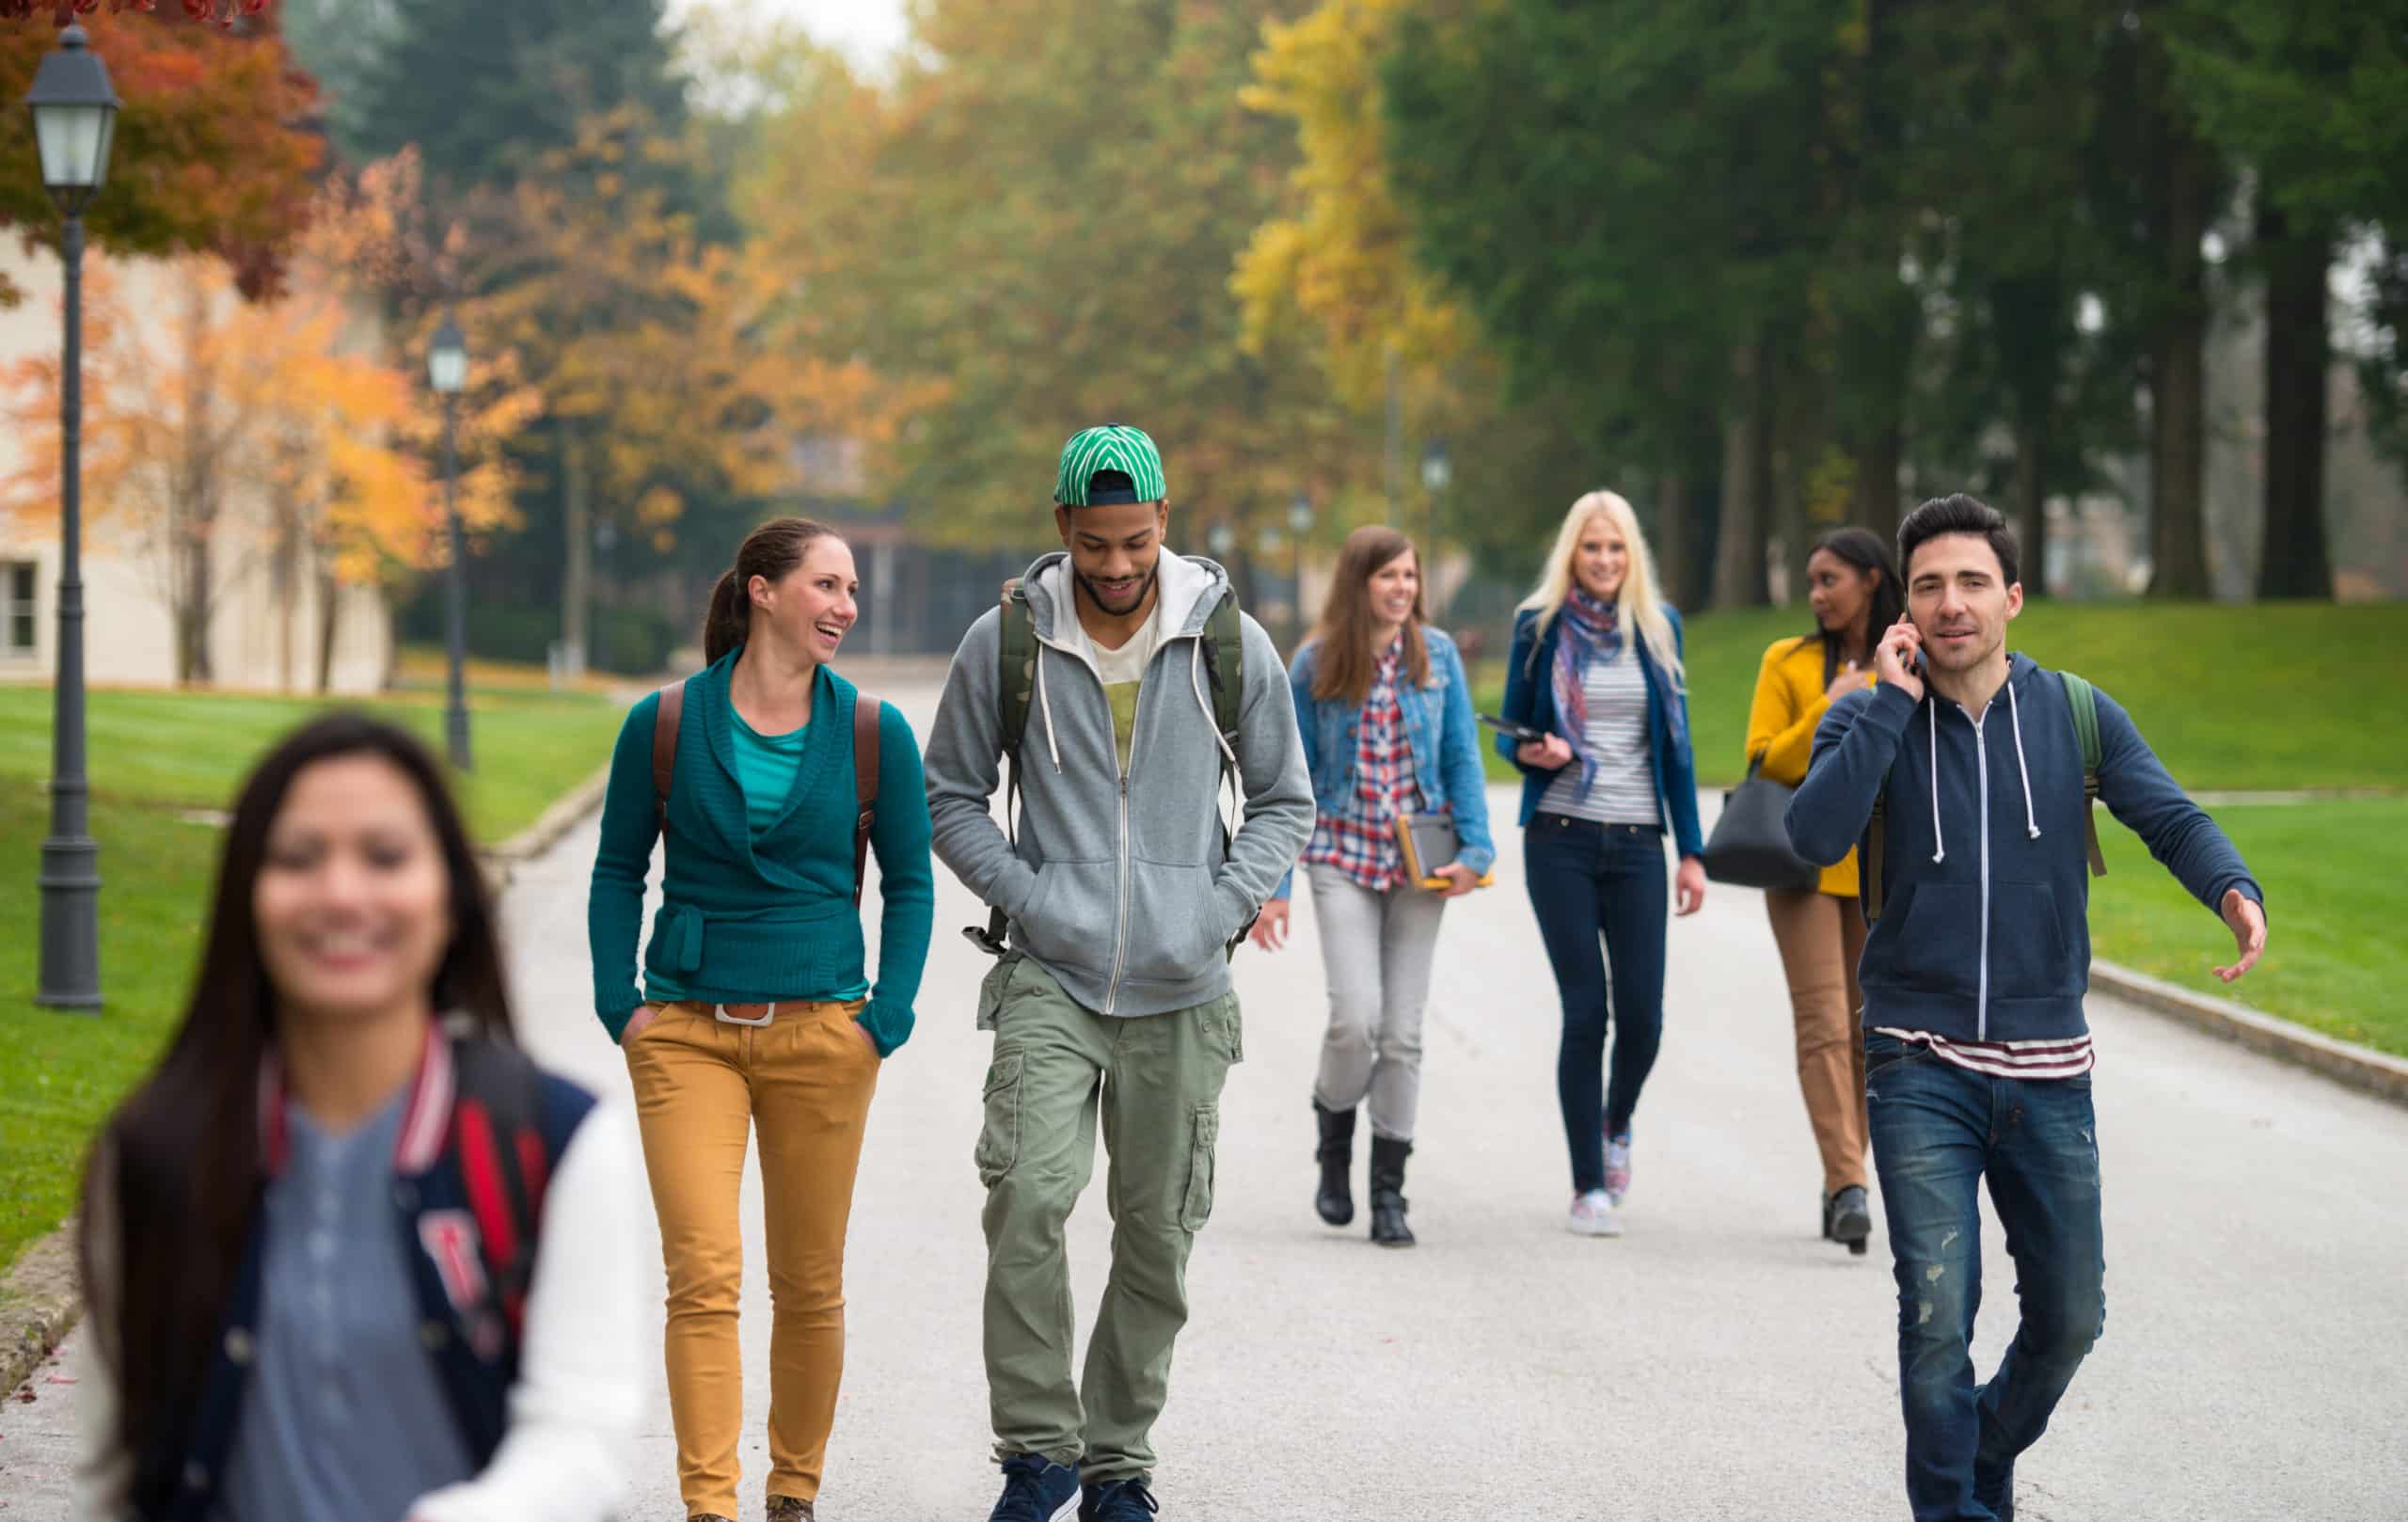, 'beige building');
0,244,390,694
